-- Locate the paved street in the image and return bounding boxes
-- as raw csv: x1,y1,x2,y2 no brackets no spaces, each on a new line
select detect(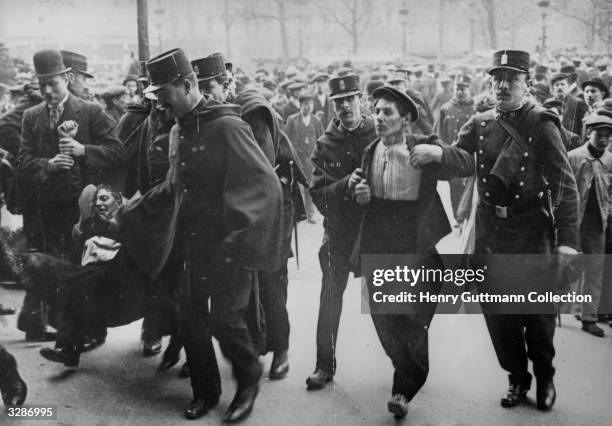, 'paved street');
2,197,612,425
